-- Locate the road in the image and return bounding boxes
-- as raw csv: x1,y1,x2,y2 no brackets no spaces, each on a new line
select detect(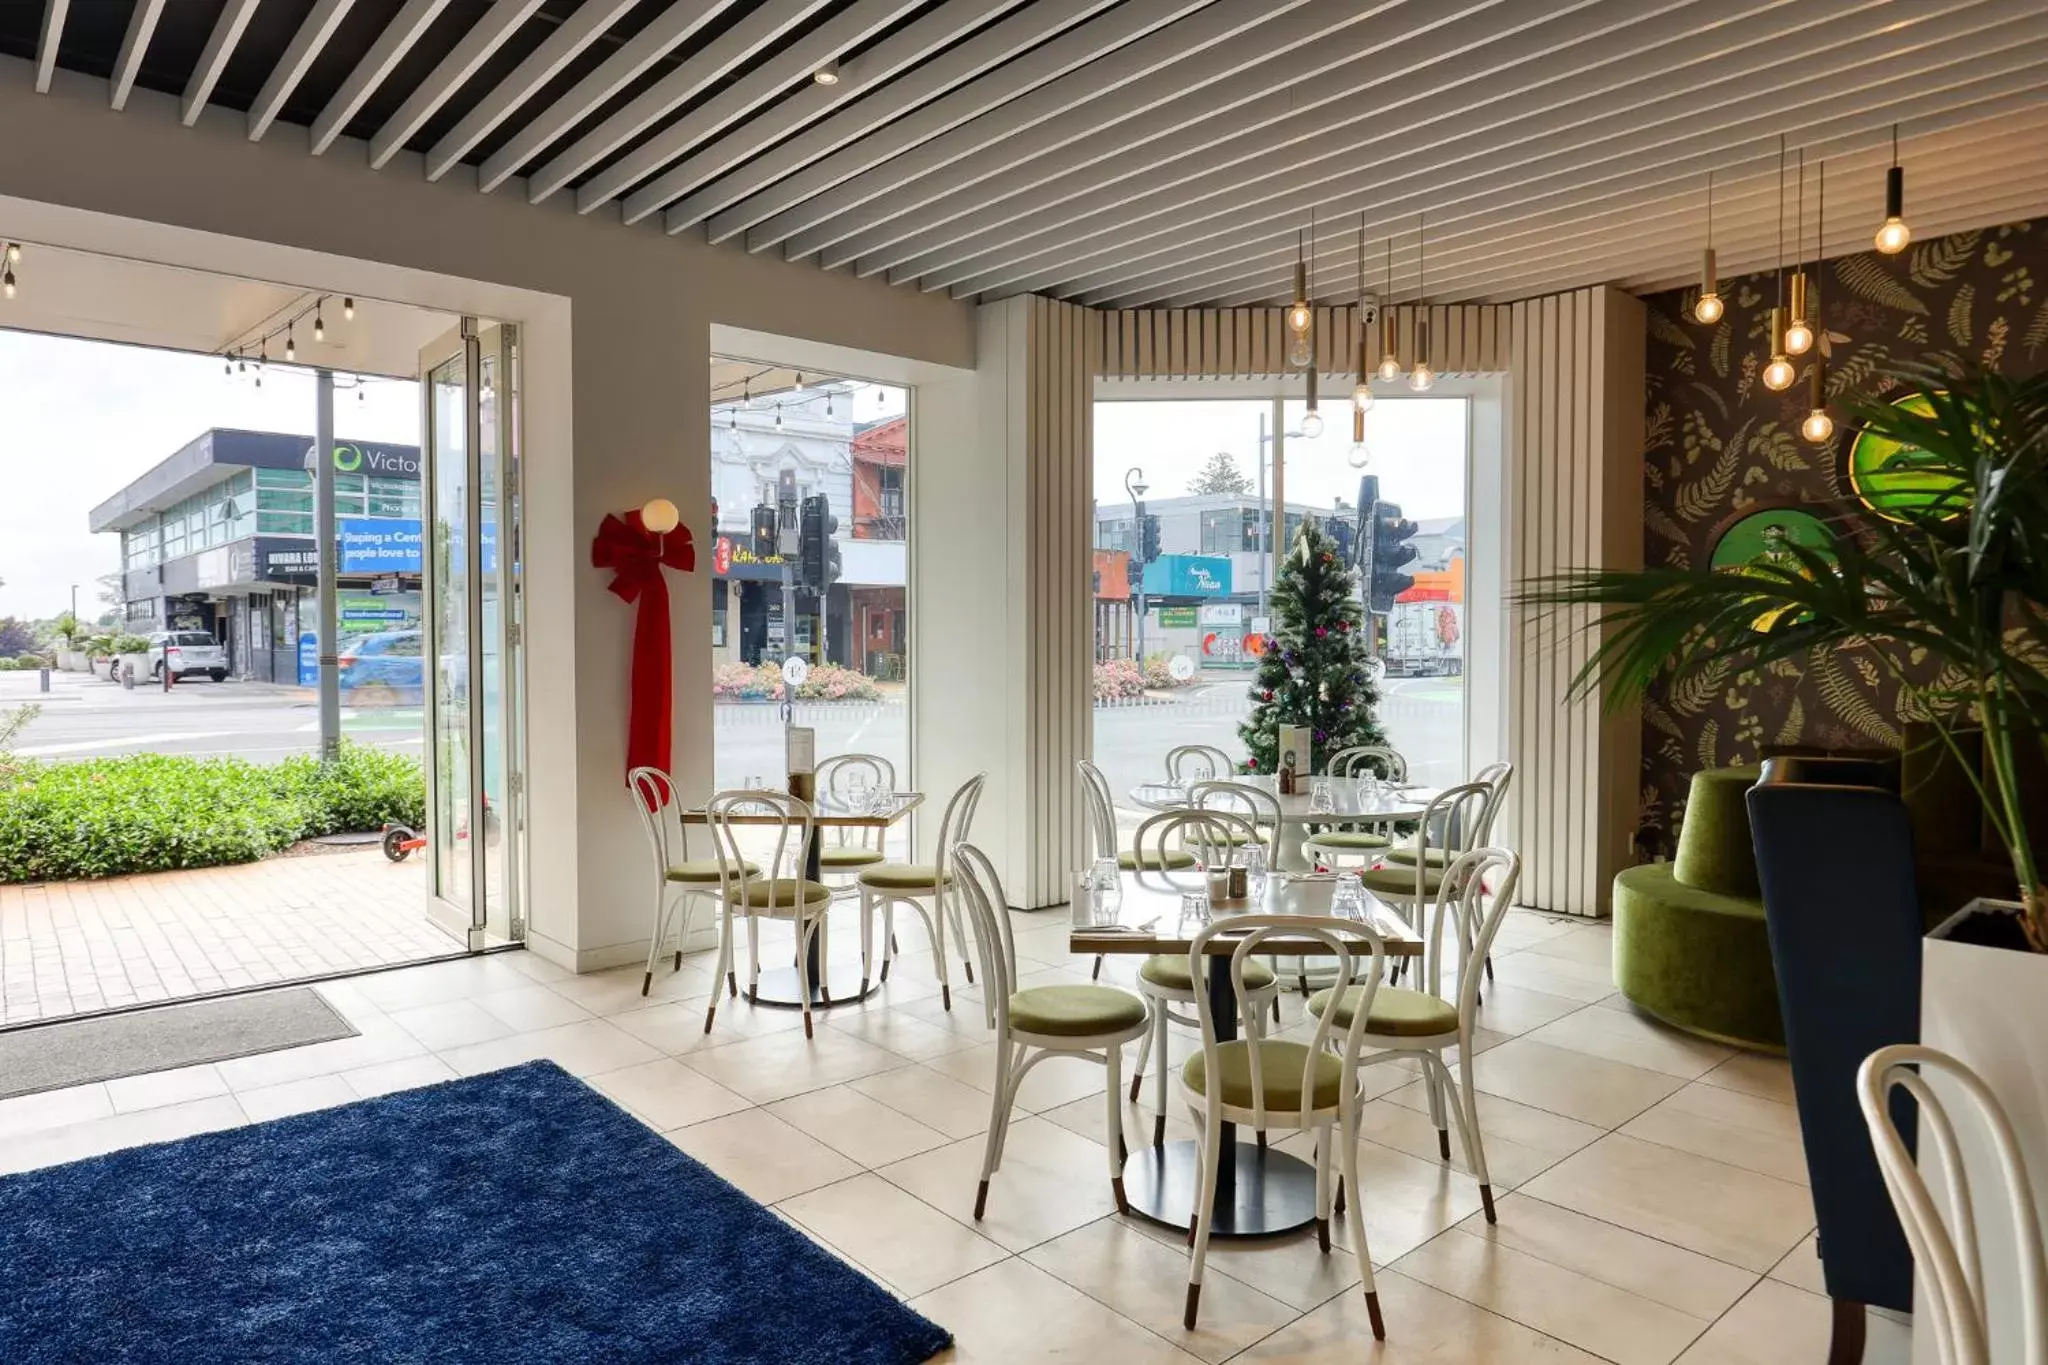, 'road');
3,670,1463,794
